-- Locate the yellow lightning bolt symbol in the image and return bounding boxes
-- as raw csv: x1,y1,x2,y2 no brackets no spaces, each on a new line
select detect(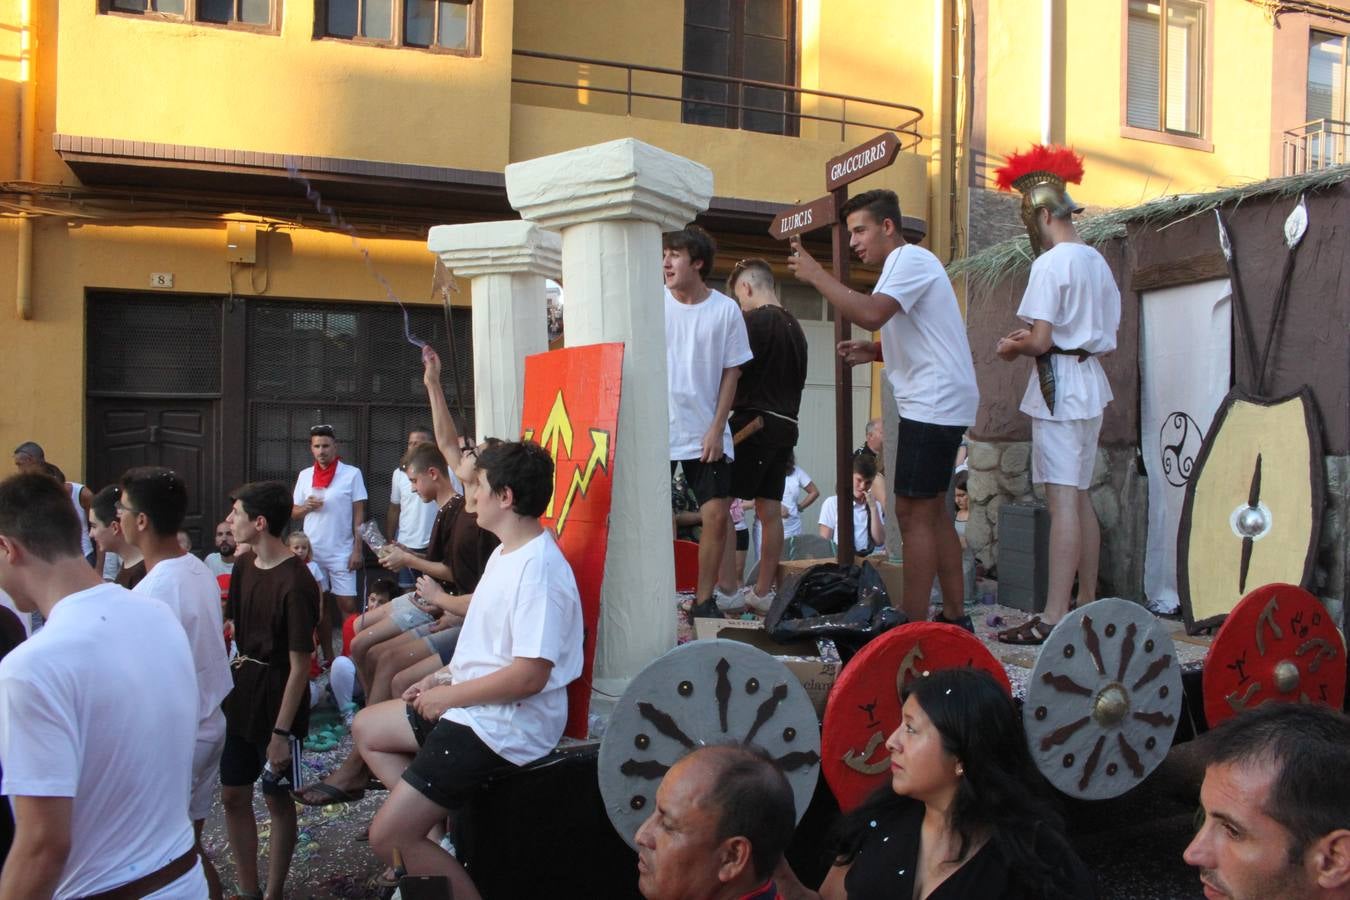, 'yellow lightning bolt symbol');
522,392,611,531
523,391,574,519
555,429,610,536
